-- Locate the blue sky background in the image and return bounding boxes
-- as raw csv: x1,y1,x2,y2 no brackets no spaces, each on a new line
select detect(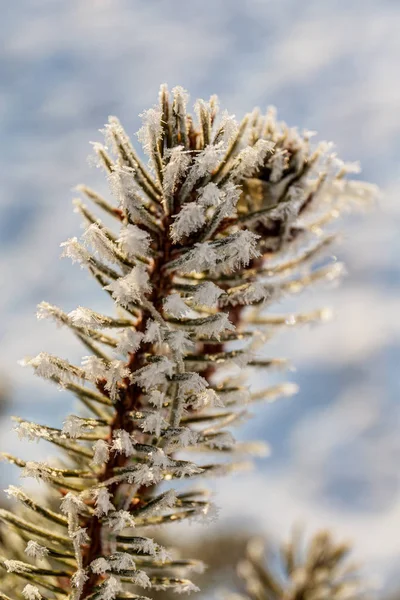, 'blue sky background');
1,0,400,593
